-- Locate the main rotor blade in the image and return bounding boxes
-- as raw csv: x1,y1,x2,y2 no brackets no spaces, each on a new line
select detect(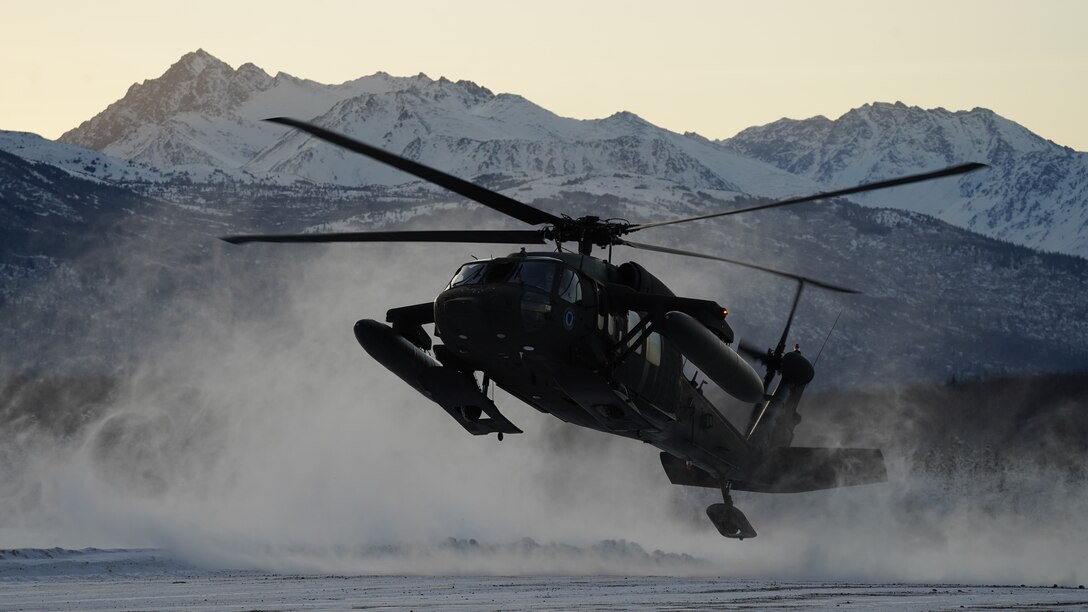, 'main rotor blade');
220,229,547,245
628,162,987,232
618,239,860,294
265,117,564,227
